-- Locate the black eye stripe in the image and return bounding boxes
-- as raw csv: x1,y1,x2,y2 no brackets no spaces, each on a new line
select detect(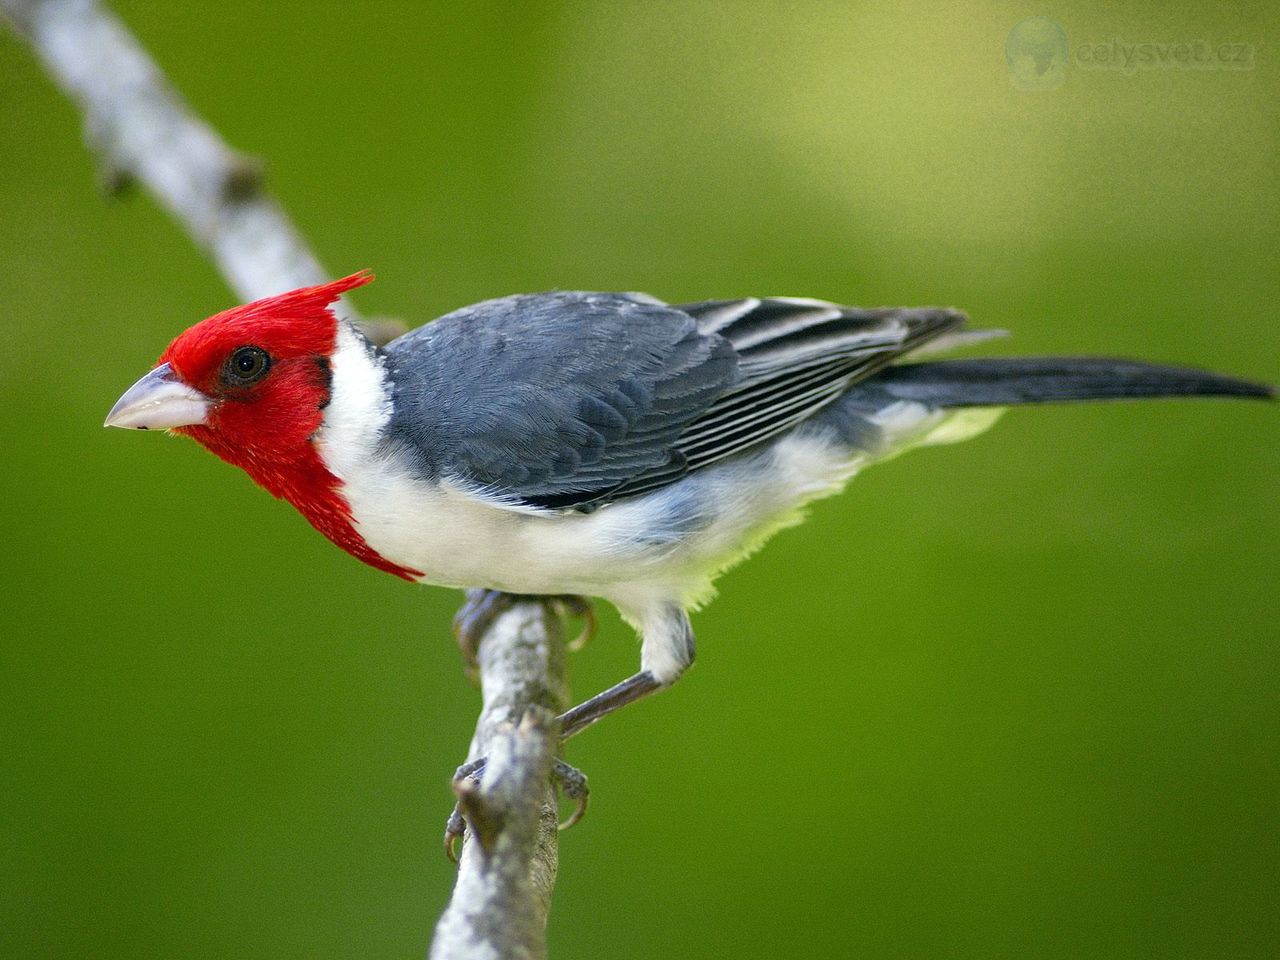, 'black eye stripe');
314,356,332,409
223,346,272,387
